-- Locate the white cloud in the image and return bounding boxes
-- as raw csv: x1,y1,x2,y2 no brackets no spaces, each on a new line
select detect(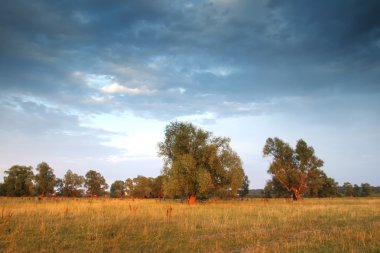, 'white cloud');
81,112,166,162
100,82,155,95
